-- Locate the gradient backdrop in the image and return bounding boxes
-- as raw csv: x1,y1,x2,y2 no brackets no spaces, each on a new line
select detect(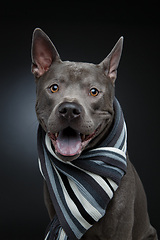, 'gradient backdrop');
0,3,159,239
